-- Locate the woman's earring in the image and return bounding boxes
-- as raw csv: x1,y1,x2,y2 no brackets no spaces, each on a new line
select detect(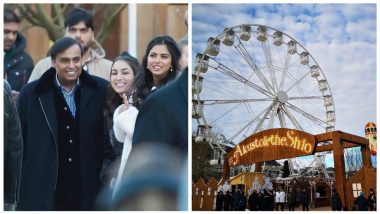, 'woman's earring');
170,67,173,72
